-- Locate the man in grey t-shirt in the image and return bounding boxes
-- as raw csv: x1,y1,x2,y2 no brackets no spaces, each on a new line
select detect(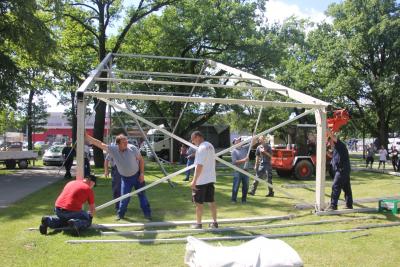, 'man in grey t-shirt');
231,137,251,203
249,136,274,197
86,133,151,221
